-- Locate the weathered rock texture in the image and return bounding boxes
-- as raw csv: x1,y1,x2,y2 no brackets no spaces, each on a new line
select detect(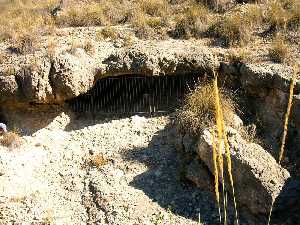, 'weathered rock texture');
176,124,290,220
197,127,290,215
221,62,300,177
0,38,217,104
